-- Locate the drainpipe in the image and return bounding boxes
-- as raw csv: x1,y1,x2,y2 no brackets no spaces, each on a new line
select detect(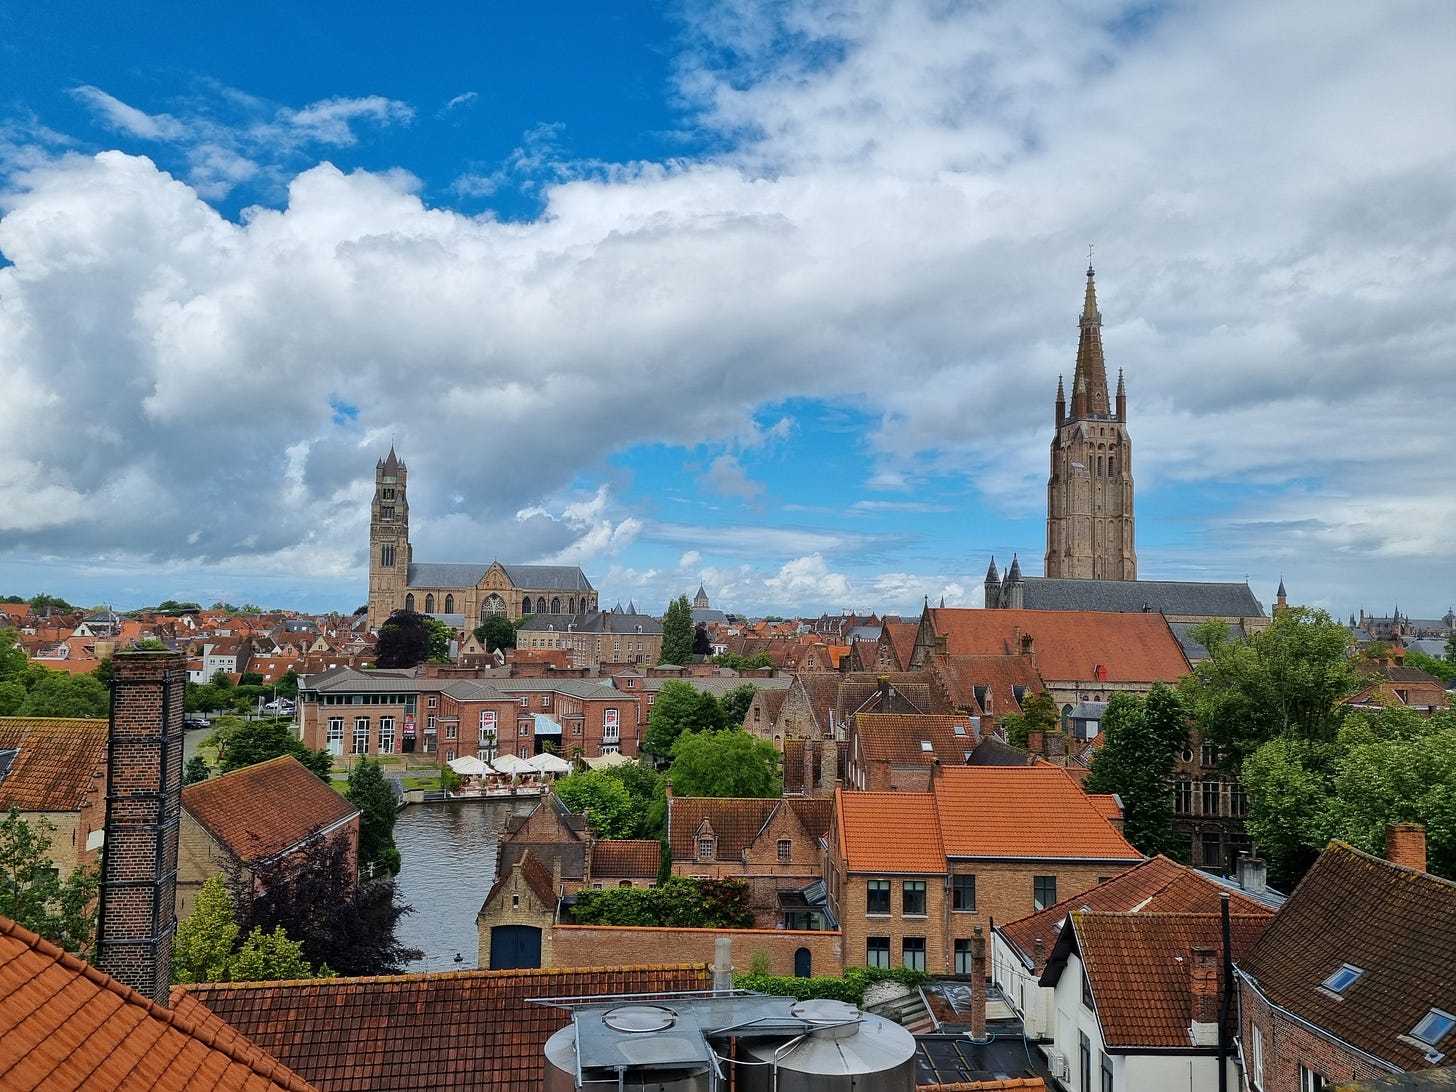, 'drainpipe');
1218,893,1232,1092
